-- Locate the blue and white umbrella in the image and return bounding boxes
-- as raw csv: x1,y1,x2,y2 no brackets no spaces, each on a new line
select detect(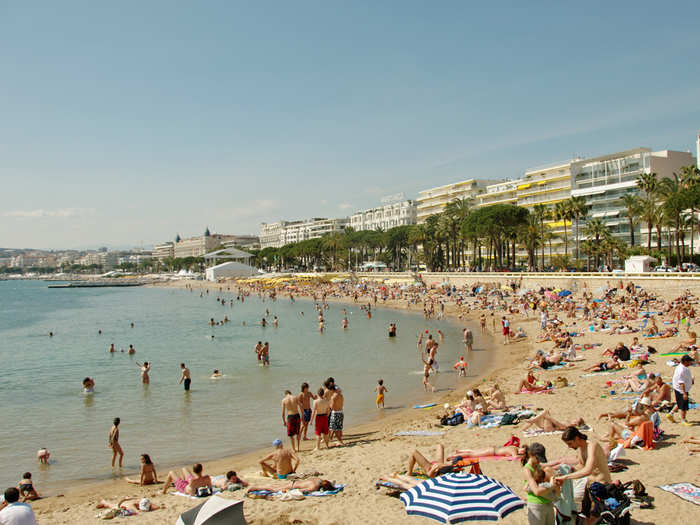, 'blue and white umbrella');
400,473,525,523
